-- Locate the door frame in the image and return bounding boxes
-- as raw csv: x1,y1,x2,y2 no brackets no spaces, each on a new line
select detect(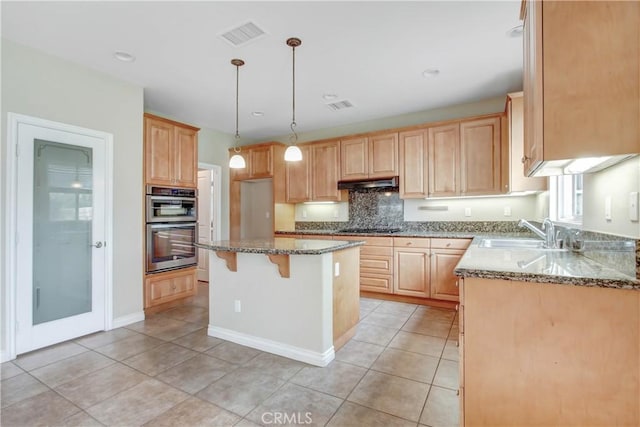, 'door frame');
198,162,222,242
3,113,114,362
